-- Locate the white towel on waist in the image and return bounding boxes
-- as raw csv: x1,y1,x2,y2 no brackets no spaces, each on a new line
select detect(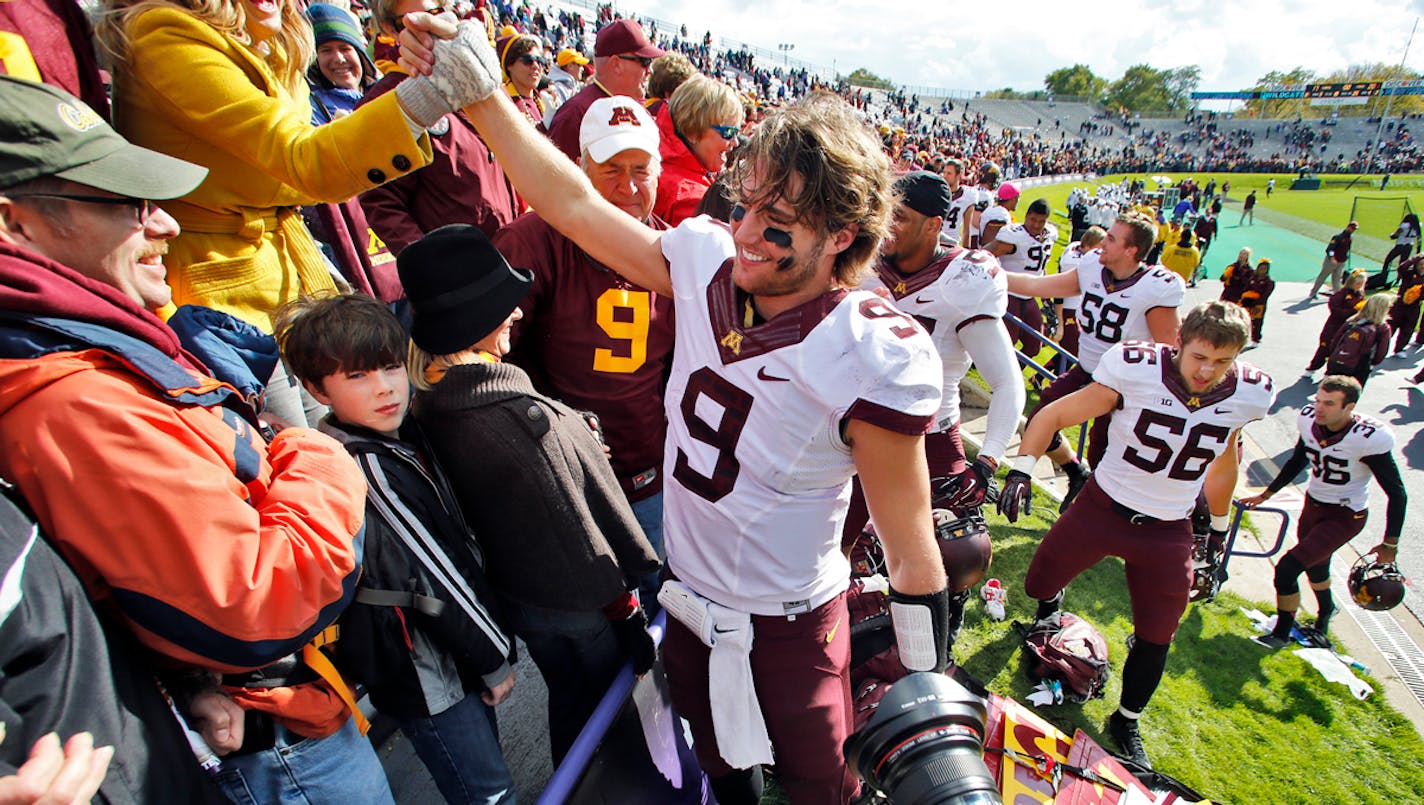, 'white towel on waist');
706,603,775,768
